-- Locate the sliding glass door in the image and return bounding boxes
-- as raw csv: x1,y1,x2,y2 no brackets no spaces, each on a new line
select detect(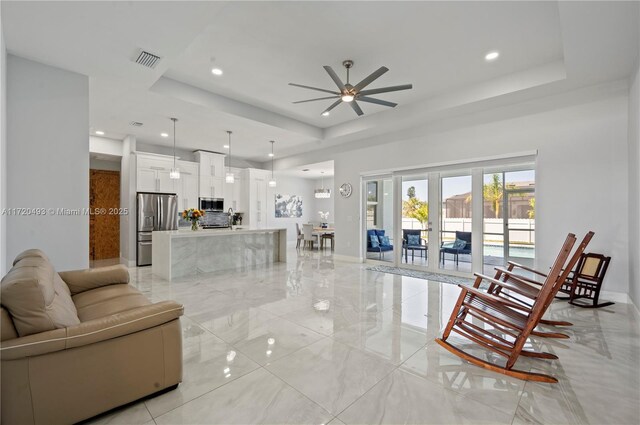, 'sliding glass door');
364,177,395,263
439,174,473,273
362,163,535,278
400,175,430,267
482,169,535,273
